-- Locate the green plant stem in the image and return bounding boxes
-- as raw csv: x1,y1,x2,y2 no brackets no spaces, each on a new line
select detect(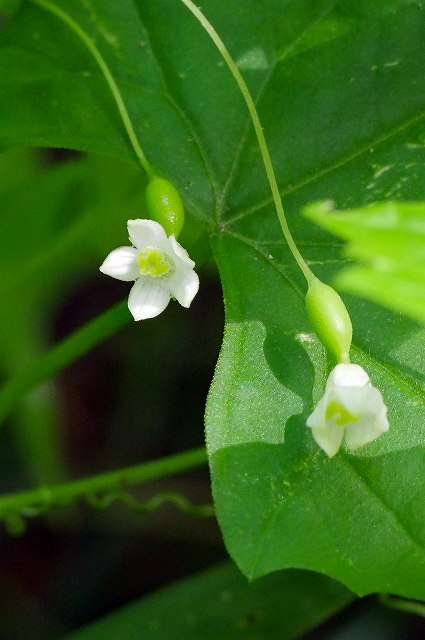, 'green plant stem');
28,0,154,177
0,447,207,520
0,300,131,427
379,594,425,618
179,0,314,284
